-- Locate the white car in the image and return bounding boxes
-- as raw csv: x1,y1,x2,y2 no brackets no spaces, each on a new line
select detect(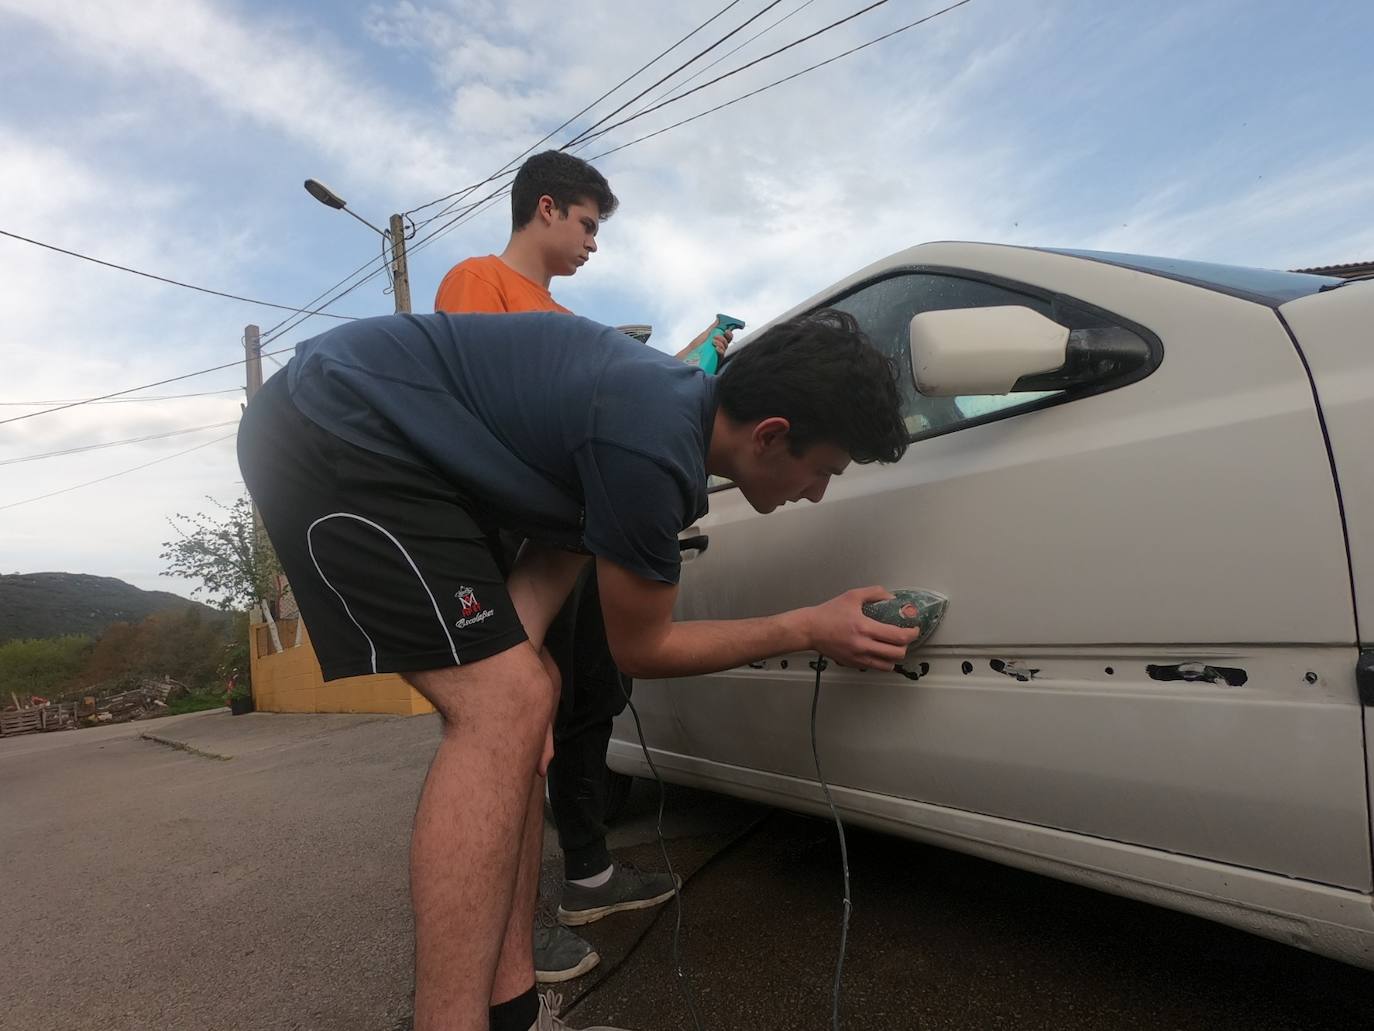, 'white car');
607,242,1374,970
